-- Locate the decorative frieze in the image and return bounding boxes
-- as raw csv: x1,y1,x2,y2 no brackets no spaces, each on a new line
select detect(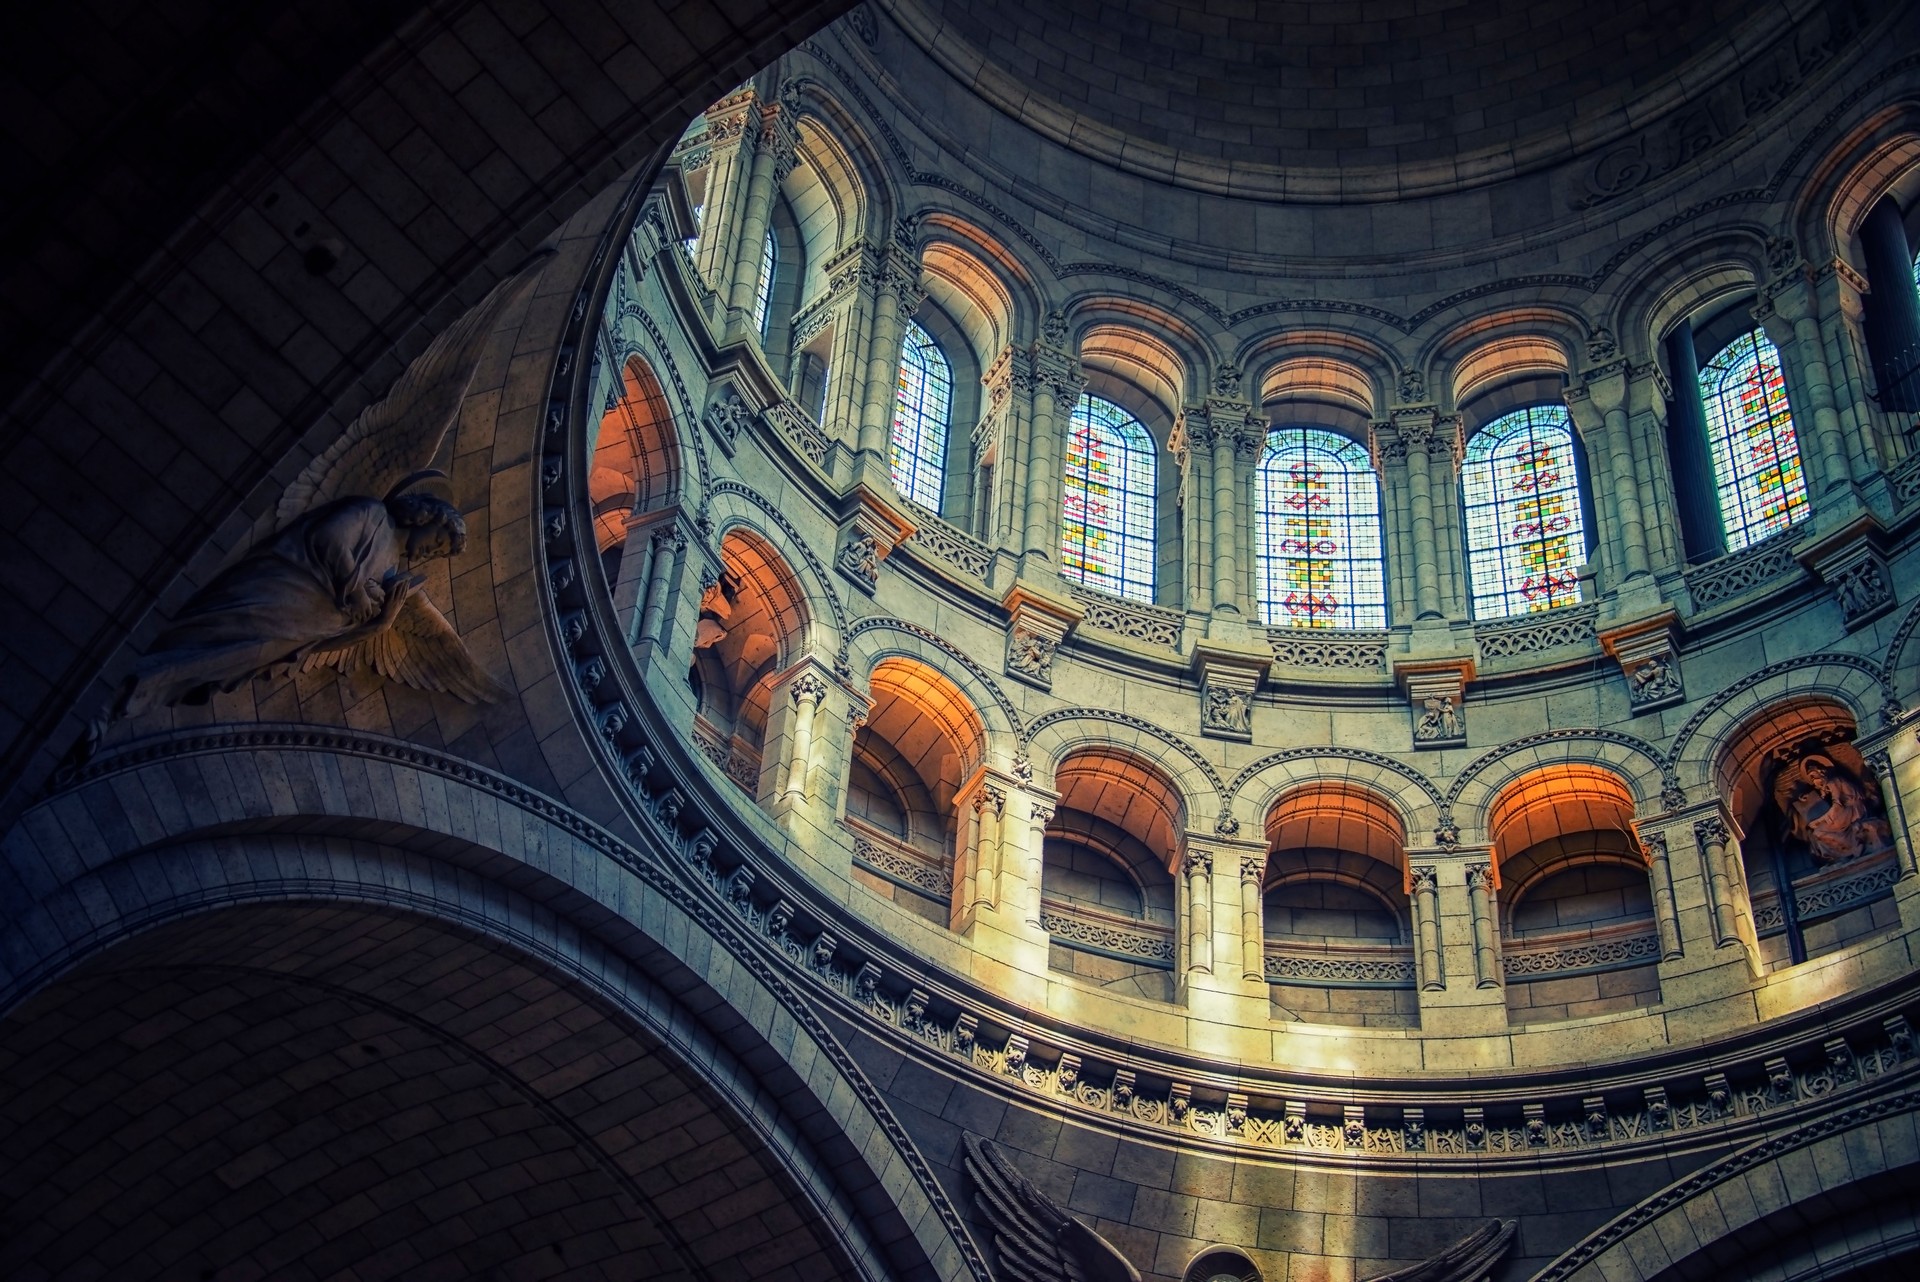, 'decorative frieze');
1041,906,1176,966
761,399,830,466
899,504,992,581
1263,947,1418,988
1685,531,1800,607
1501,927,1661,979
1069,584,1183,649
1476,604,1599,661
1267,628,1390,673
